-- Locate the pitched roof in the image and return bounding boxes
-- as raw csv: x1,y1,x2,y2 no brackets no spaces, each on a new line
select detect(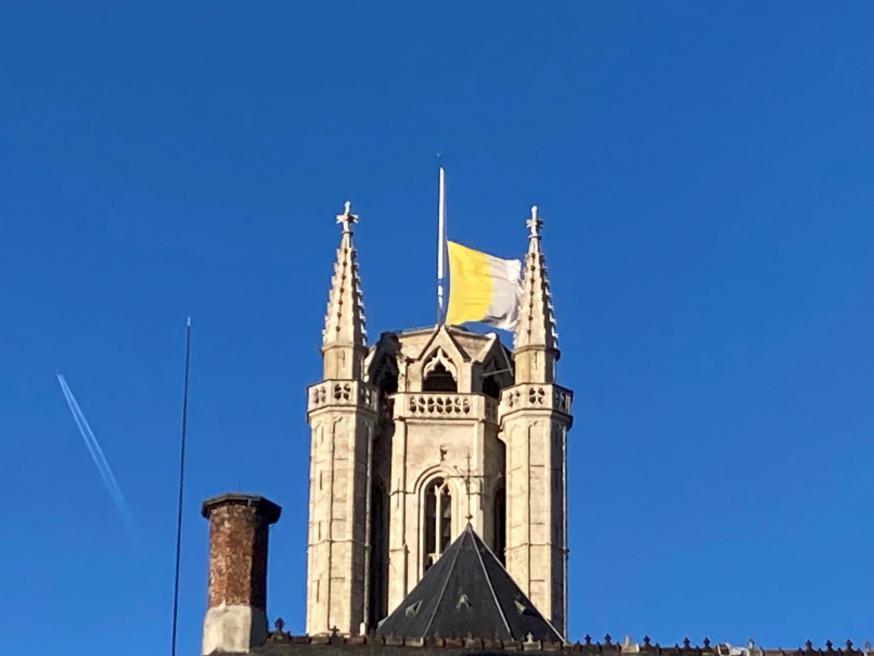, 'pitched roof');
375,525,563,643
